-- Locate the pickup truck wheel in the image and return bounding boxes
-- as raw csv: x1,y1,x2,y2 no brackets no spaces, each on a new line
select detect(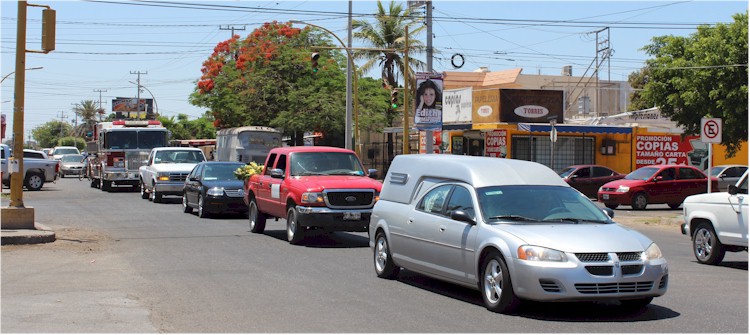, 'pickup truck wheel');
631,193,648,210
693,223,726,265
248,199,266,233
286,207,305,245
24,173,44,191
151,189,162,203
182,193,193,214
140,181,149,199
480,250,520,314
198,196,209,218
374,231,400,279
